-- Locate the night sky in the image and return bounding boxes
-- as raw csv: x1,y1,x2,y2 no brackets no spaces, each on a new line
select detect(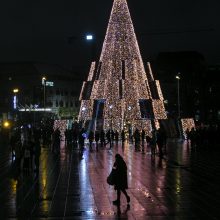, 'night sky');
0,0,219,69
